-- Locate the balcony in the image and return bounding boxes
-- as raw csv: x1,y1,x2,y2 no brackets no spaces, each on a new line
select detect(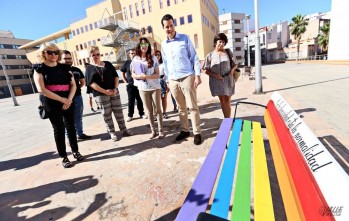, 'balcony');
268,42,282,50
